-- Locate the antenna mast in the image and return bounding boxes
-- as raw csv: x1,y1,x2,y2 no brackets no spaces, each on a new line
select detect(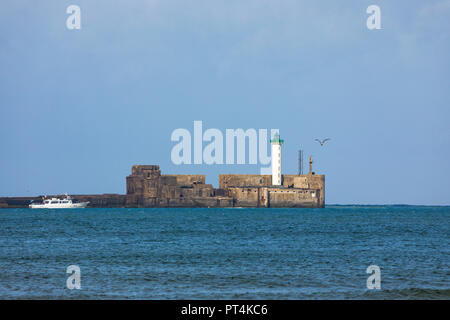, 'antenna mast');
298,149,304,175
